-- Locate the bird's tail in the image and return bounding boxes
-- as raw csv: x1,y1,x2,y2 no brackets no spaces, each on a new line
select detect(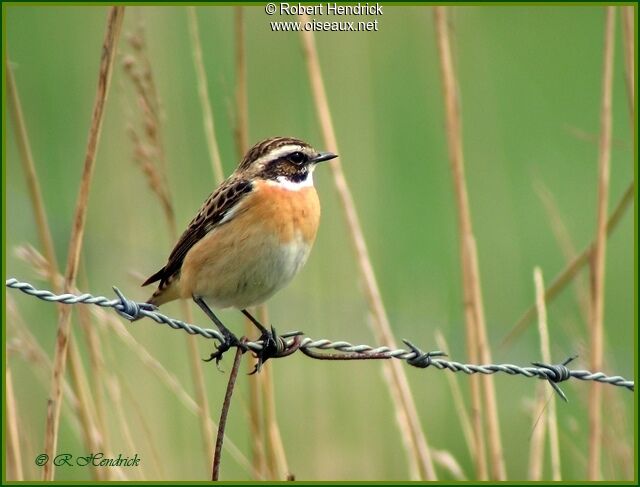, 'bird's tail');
146,280,180,307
